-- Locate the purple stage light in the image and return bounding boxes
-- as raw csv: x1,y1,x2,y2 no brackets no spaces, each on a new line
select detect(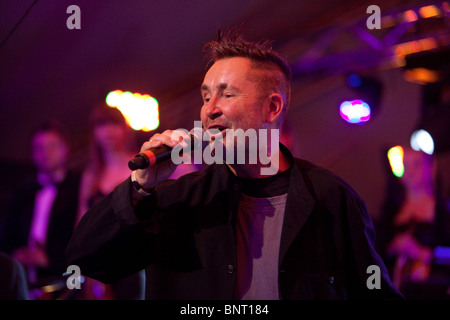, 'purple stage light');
339,99,371,124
